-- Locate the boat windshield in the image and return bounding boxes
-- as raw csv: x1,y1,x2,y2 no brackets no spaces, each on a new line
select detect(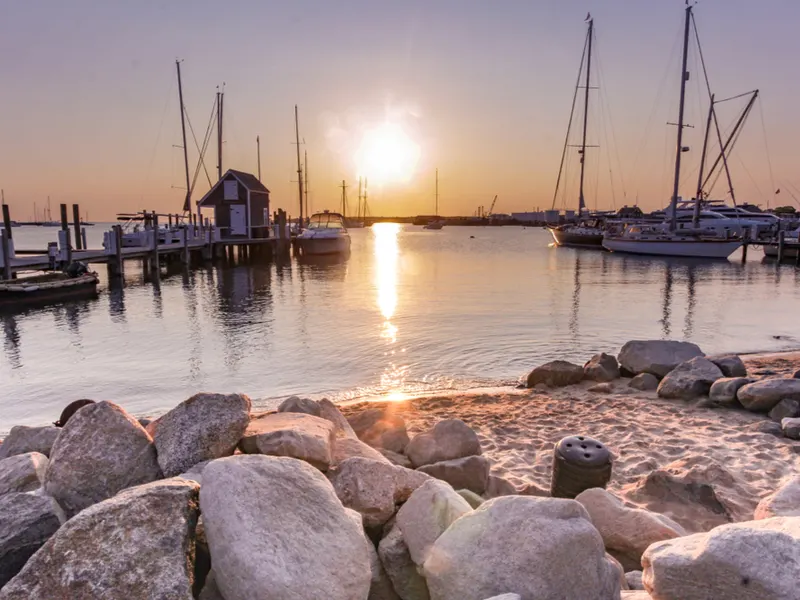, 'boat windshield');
307,213,345,229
